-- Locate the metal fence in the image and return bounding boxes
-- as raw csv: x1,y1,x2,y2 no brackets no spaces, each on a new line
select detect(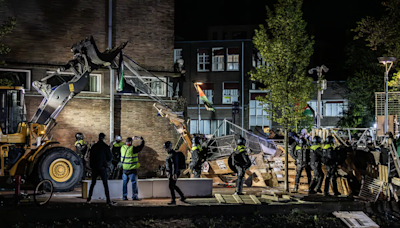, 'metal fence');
375,91,400,123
